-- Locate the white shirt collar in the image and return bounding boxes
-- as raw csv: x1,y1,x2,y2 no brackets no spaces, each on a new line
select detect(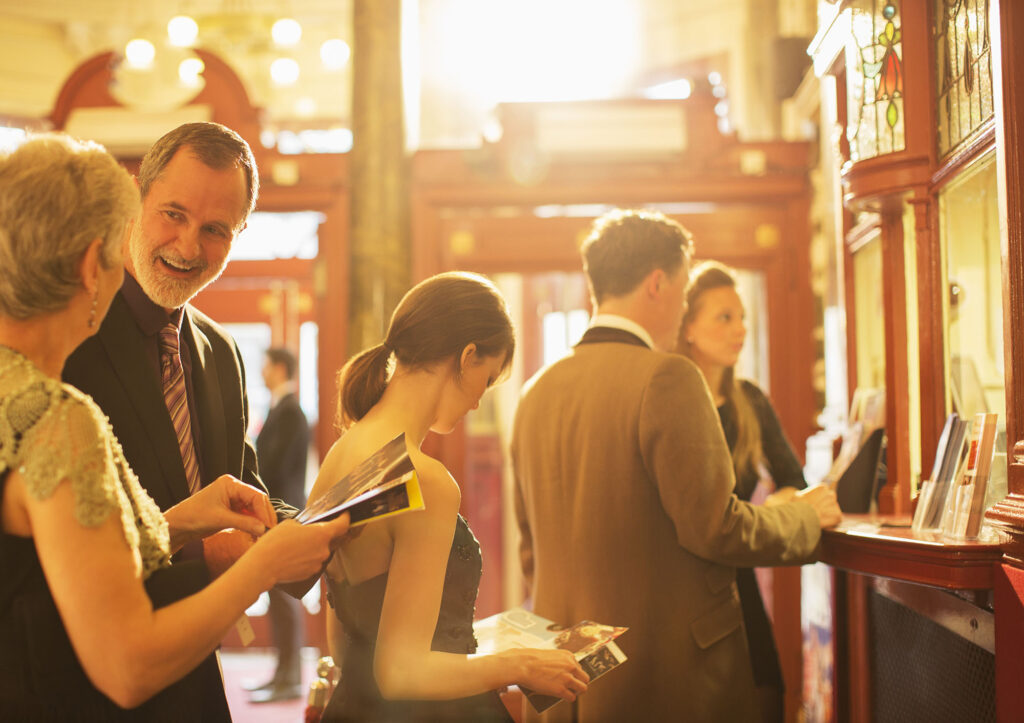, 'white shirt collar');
588,313,655,349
